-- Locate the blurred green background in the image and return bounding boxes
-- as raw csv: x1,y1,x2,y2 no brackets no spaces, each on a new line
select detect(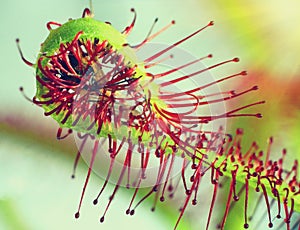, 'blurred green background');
1,0,299,229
